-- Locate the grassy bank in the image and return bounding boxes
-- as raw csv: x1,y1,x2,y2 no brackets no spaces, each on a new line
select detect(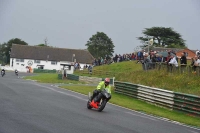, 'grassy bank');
75,61,200,96
61,85,200,127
